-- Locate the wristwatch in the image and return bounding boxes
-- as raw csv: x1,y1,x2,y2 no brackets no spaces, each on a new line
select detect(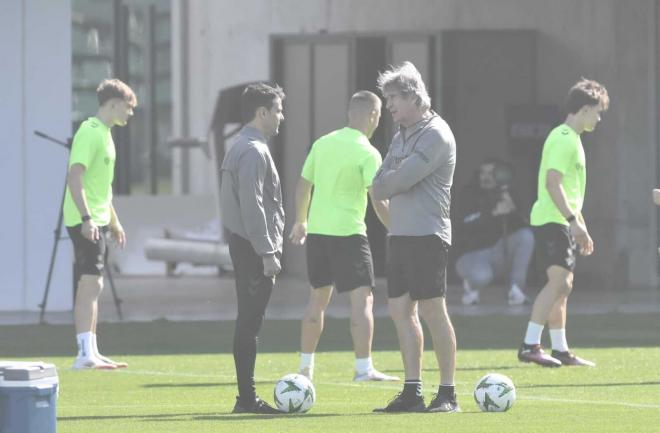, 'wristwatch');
566,214,576,223
81,215,92,223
